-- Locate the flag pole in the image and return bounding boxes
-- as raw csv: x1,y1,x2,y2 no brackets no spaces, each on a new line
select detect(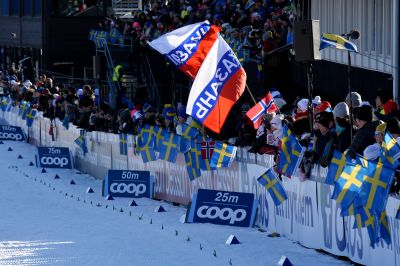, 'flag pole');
245,84,257,104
